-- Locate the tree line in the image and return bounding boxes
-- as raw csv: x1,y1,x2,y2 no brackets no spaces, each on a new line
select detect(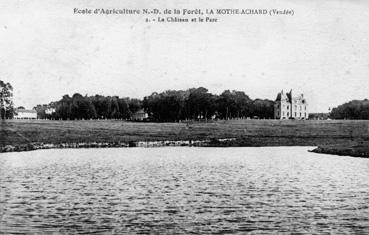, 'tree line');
142,88,274,121
329,99,369,120
34,87,275,121
4,78,369,121
35,94,142,120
